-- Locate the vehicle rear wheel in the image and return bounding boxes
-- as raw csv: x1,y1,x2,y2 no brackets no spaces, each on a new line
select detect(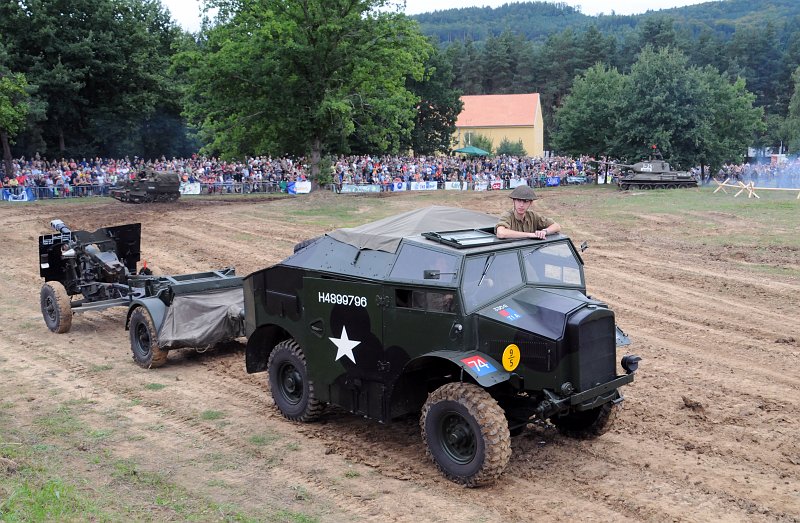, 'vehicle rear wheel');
40,282,72,333
420,382,511,487
129,307,168,368
551,401,618,439
267,339,324,421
